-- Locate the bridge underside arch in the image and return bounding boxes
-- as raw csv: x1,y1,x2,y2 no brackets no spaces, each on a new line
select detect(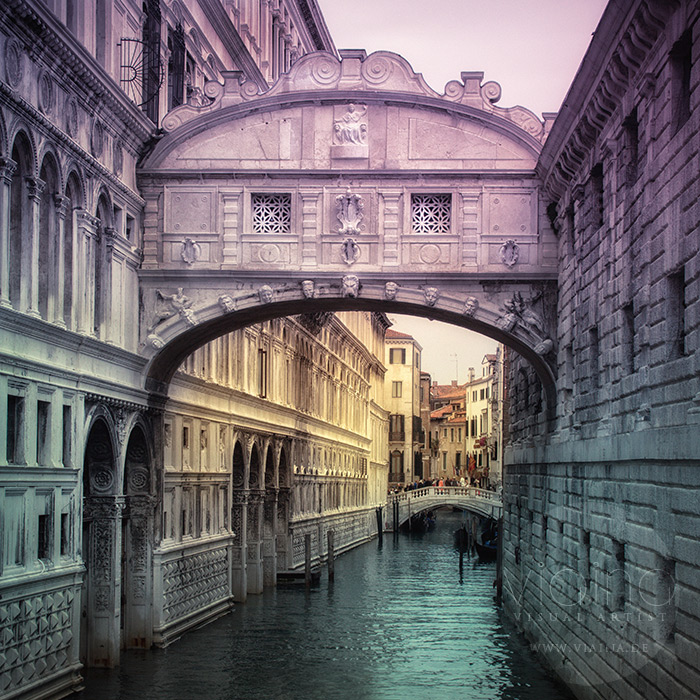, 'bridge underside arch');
138,49,560,419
